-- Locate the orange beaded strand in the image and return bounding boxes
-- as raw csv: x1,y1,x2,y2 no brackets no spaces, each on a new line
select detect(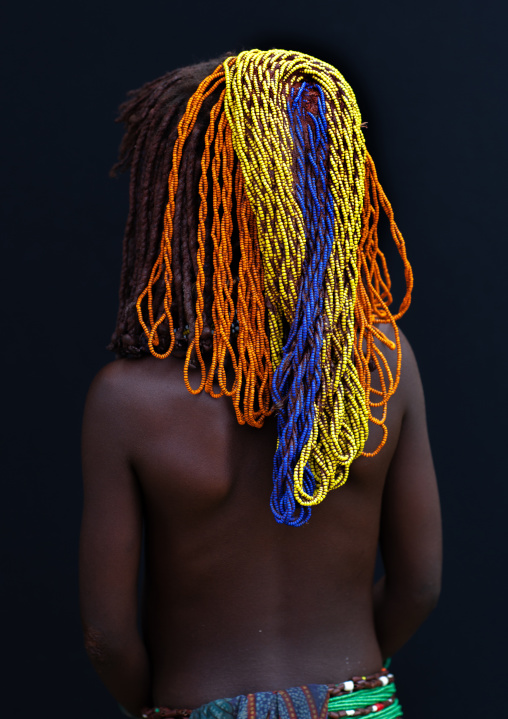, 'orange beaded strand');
234,159,273,427
204,94,239,398
184,88,228,395
135,54,413,497
137,58,273,425
136,64,228,359
354,152,413,456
